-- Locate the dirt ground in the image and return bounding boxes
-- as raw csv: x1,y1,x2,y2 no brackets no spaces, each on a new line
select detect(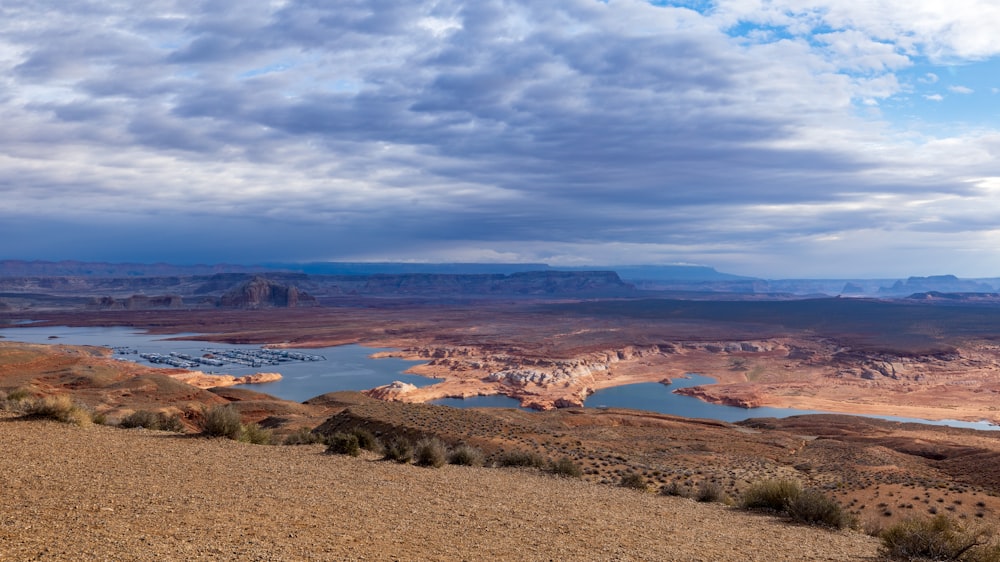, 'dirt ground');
0,413,882,561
